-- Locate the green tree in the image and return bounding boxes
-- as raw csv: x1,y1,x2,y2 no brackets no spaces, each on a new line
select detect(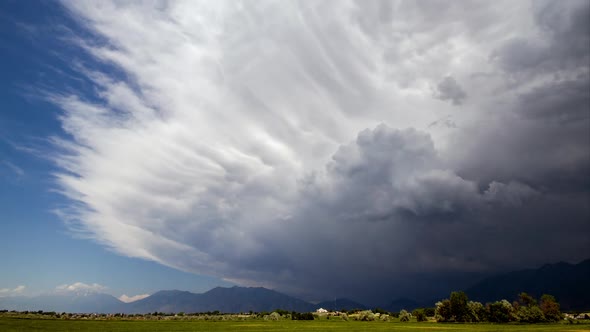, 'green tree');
517,305,545,323
435,299,452,322
514,293,545,323
487,300,515,323
540,294,562,322
450,291,469,322
514,292,536,308
412,308,427,322
467,301,485,322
